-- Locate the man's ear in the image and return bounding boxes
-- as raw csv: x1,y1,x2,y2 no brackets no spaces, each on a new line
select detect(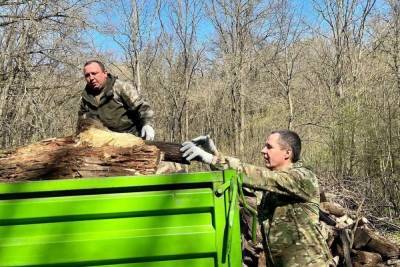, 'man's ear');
284,149,292,161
